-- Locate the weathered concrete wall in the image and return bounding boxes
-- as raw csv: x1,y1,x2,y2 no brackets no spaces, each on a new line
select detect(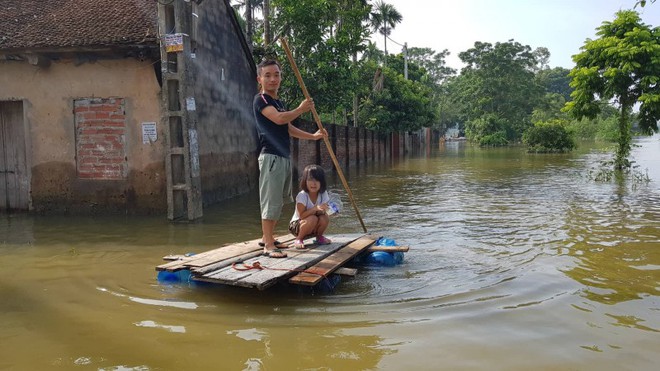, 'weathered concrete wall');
0,58,165,214
335,125,348,170
348,126,358,167
192,0,258,206
319,124,336,171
